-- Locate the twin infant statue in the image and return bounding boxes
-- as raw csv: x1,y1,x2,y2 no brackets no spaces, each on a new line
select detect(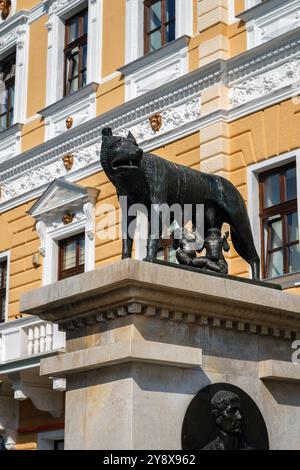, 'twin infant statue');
173,226,230,275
